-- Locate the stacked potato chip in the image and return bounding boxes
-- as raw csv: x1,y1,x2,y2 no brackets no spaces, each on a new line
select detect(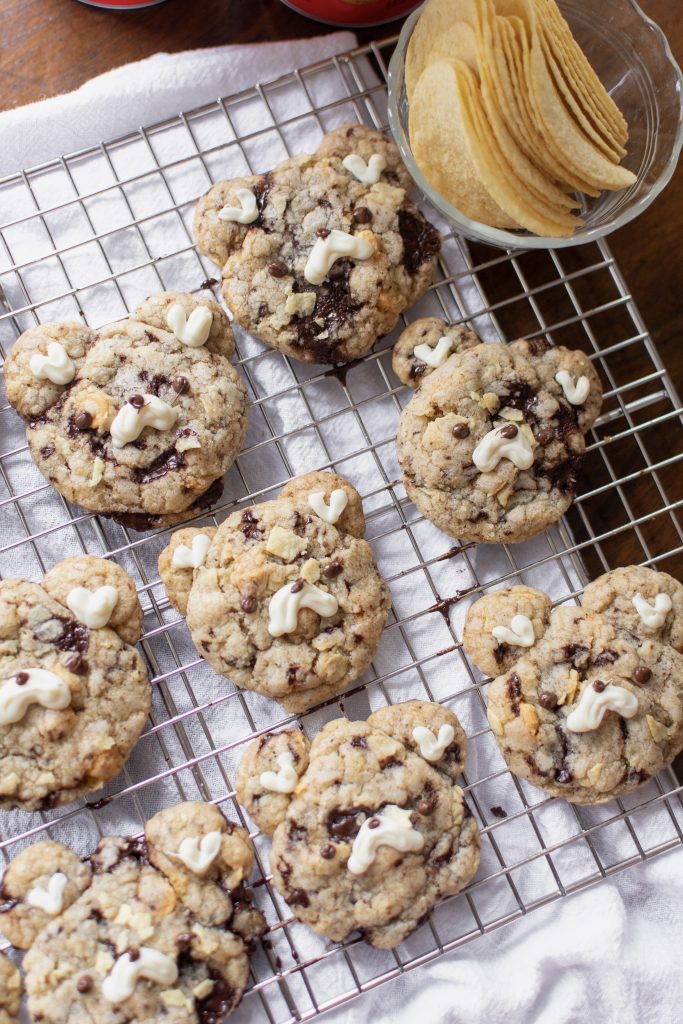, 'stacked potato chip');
406,0,636,236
